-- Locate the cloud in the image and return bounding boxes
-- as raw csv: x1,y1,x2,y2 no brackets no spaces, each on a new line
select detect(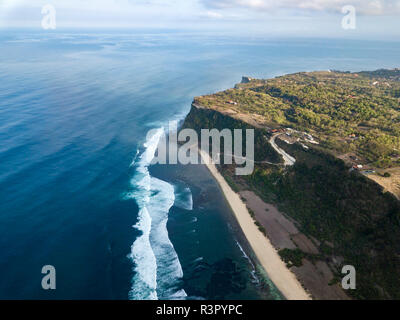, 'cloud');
0,0,204,28
201,11,224,19
200,0,400,15
1,0,399,36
